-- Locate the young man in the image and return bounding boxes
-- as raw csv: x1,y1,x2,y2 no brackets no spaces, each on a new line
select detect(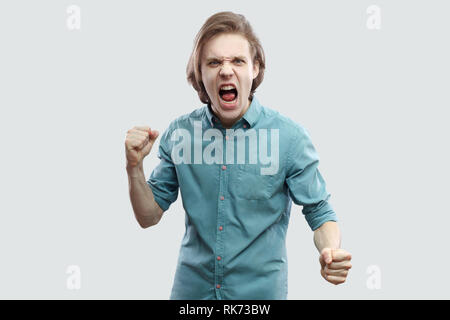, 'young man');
125,11,352,299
